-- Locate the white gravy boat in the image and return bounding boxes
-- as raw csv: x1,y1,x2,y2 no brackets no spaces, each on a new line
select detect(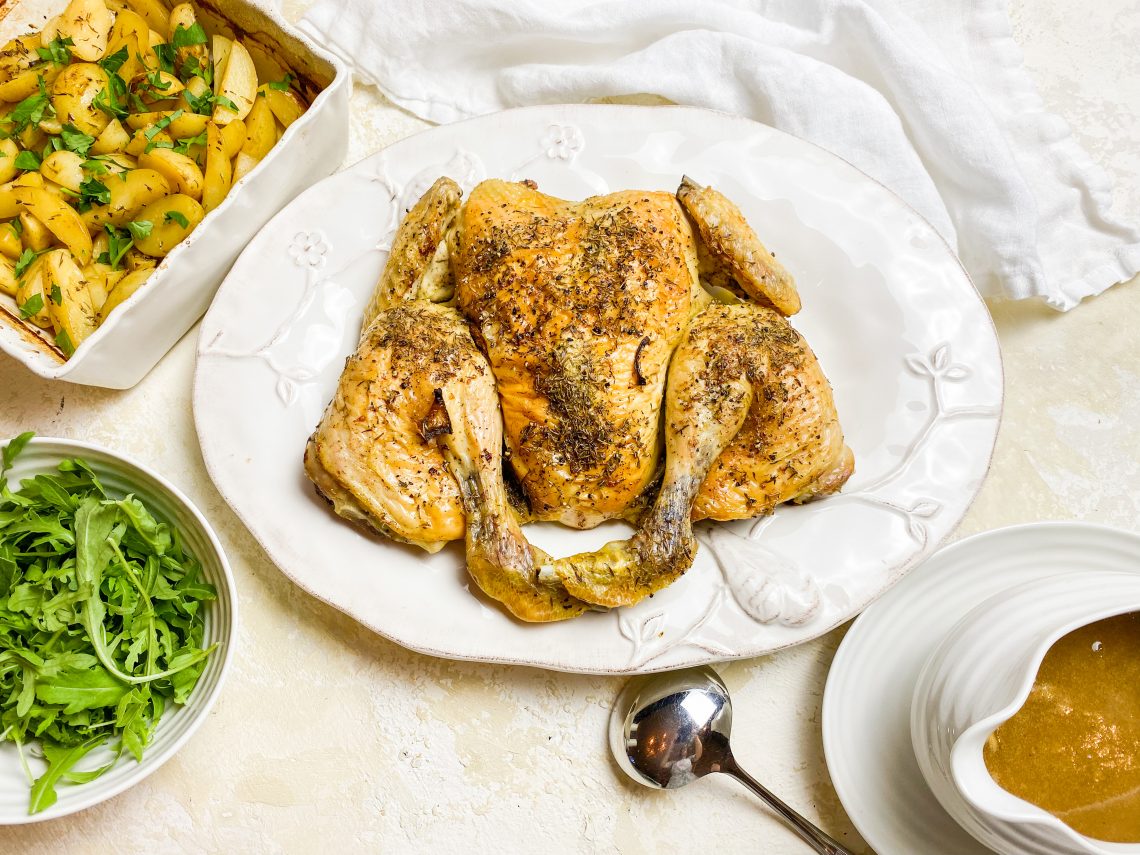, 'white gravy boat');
911,571,1140,855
